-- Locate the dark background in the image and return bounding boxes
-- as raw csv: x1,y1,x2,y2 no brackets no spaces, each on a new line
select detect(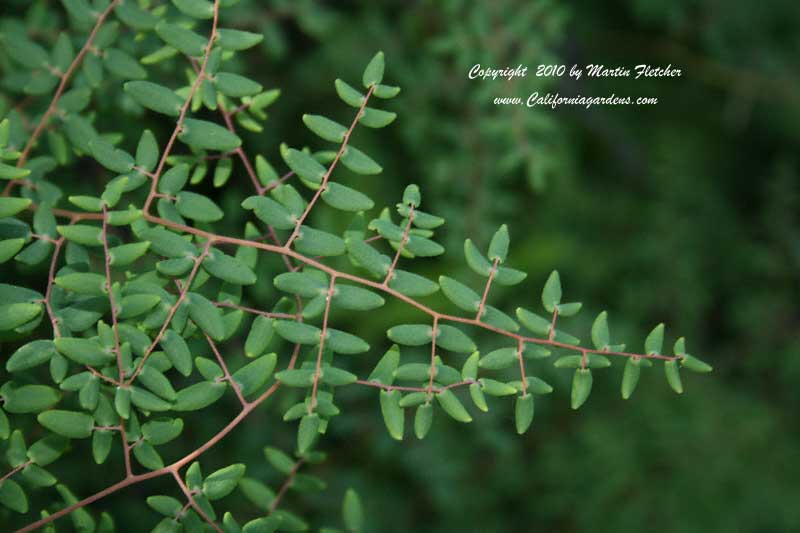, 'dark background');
3,0,800,531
